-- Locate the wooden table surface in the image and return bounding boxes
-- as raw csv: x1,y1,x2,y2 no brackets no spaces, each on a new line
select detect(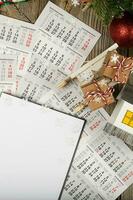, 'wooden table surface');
1,0,133,199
